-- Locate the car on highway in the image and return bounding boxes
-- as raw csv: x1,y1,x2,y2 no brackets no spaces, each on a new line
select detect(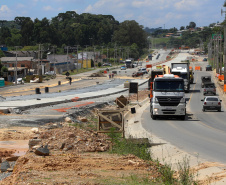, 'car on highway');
132,63,138,68
201,96,222,112
206,65,212,71
138,67,148,74
132,71,143,77
203,82,216,95
120,66,127,70
45,71,55,75
201,76,211,88
103,63,112,66
138,62,142,66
